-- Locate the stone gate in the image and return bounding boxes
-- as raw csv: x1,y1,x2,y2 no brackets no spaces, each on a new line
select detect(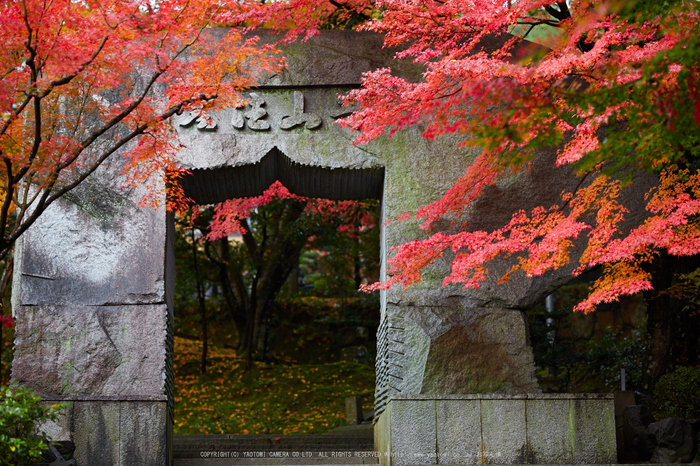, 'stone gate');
11,30,632,465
